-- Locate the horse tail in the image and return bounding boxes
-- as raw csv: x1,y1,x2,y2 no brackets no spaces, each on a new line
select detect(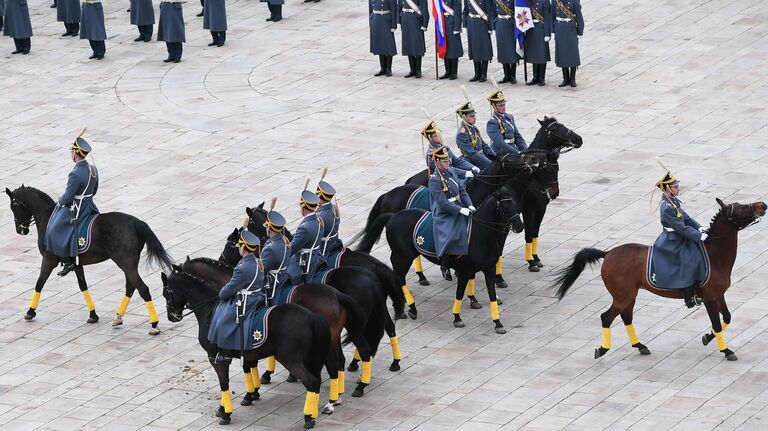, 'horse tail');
308,312,331,371
347,194,385,247
135,219,174,272
337,292,366,346
552,248,606,301
375,262,405,318
355,213,393,254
